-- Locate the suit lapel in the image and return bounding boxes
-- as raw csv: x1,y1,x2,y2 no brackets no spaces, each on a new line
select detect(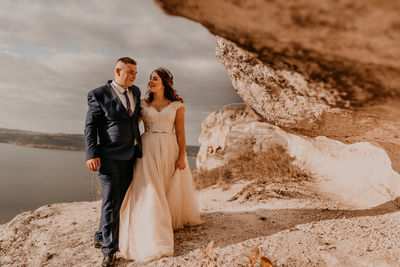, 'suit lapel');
131,86,141,116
